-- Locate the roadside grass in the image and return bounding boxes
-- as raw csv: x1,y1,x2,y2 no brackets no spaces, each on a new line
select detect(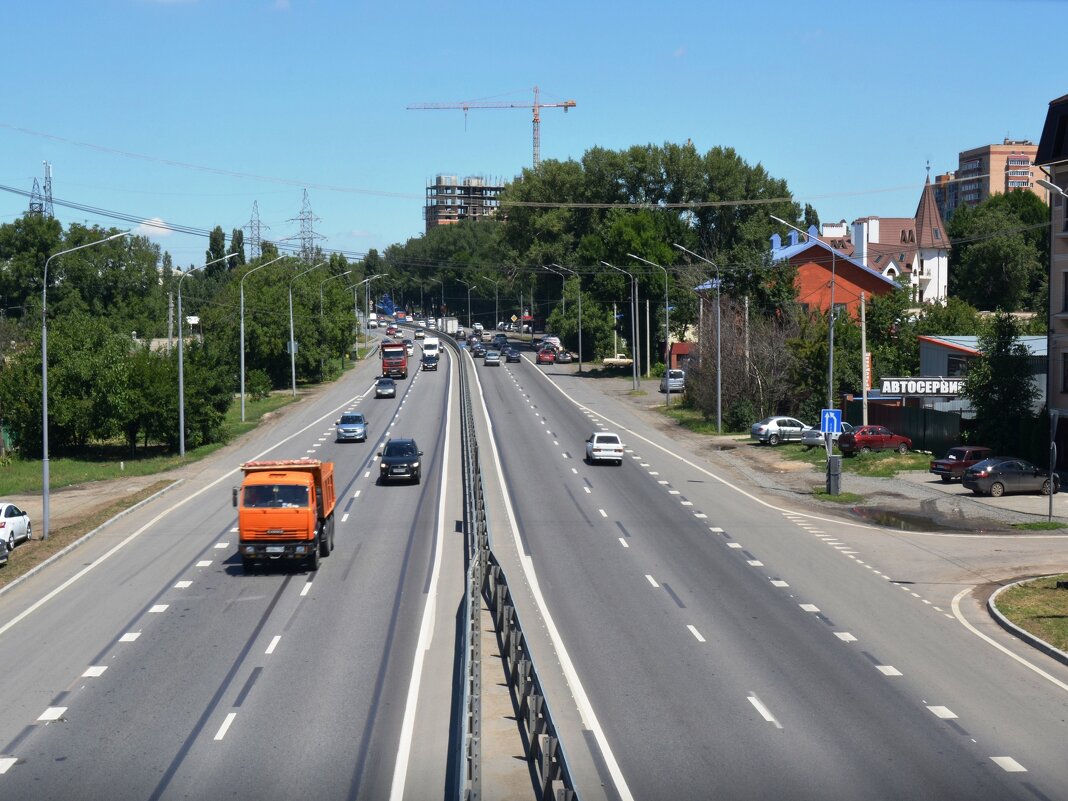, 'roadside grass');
658,404,738,437
777,443,929,478
994,574,1068,652
0,392,299,495
0,480,173,590
812,490,864,504
1013,521,1068,531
